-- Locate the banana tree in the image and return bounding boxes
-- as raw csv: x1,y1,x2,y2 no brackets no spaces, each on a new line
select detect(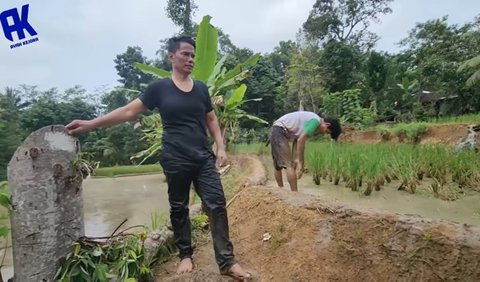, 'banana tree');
130,114,163,165
132,15,266,162
219,84,267,146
